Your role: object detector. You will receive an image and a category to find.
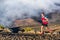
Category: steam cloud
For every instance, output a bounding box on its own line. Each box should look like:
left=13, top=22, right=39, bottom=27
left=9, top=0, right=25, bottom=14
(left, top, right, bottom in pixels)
left=0, top=0, right=60, bottom=27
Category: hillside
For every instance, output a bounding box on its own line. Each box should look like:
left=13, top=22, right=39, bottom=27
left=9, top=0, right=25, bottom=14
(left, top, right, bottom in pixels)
left=11, top=18, right=40, bottom=27
left=47, top=11, right=60, bottom=24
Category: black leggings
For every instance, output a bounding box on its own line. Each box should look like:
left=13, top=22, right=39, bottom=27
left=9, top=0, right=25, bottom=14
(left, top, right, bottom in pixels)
left=42, top=23, right=48, bottom=27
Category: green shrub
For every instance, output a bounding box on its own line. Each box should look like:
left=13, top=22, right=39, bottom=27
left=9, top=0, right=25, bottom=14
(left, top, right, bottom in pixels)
left=0, top=25, right=4, bottom=29
left=23, top=27, right=33, bottom=32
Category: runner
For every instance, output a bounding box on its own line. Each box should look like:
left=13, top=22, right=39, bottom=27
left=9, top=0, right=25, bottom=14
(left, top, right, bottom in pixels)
left=40, top=12, right=52, bottom=34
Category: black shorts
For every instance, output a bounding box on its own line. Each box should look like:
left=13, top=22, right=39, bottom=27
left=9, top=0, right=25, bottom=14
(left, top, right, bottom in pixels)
left=42, top=23, right=48, bottom=27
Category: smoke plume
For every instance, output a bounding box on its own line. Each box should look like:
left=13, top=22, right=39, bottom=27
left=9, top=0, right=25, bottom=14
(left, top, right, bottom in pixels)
left=0, top=0, right=60, bottom=27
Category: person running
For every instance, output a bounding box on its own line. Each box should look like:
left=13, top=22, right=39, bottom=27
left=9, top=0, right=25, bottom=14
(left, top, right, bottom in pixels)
left=40, top=12, right=52, bottom=34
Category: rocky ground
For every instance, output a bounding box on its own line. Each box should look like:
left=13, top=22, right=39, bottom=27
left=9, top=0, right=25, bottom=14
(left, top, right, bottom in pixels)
left=0, top=32, right=60, bottom=40
left=0, top=18, right=60, bottom=40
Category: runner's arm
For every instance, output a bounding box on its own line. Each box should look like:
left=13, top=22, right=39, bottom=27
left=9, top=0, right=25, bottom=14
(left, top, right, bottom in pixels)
left=45, top=17, right=48, bottom=22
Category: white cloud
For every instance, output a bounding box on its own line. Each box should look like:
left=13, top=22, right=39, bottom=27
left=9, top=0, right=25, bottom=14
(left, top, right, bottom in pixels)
left=0, top=0, right=60, bottom=26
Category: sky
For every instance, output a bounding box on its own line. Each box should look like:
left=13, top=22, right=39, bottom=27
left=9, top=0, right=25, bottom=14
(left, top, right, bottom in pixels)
left=0, top=0, right=60, bottom=27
